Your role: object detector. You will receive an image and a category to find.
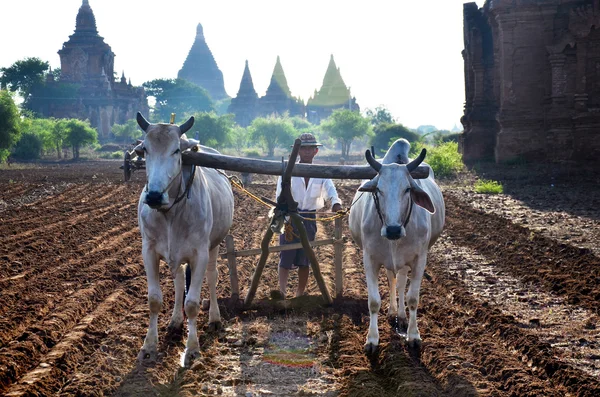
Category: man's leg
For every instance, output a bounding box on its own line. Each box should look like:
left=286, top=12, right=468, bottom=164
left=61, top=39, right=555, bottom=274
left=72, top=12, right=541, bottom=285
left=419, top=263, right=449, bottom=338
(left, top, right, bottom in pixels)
left=279, top=266, right=290, bottom=297
left=296, top=266, right=310, bottom=297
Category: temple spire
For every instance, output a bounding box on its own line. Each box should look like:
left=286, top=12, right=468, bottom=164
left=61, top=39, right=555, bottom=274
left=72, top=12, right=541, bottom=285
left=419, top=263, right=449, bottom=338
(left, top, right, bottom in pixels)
left=74, top=0, right=98, bottom=35
left=265, top=56, right=291, bottom=97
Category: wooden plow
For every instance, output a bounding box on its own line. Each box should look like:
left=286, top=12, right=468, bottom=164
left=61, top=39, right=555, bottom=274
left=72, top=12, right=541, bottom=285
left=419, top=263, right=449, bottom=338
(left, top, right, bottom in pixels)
left=126, top=138, right=429, bottom=307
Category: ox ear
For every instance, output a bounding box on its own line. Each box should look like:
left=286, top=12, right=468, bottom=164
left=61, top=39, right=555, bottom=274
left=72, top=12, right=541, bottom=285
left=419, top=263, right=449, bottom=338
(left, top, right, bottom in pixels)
left=136, top=112, right=150, bottom=132
left=358, top=177, right=378, bottom=192
left=180, top=136, right=199, bottom=151
left=410, top=185, right=435, bottom=213
left=179, top=116, right=195, bottom=136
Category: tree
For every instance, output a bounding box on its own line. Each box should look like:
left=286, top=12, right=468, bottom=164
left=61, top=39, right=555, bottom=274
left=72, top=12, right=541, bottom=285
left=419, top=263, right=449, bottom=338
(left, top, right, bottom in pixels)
left=191, top=112, right=234, bottom=149
left=365, top=106, right=394, bottom=125
left=230, top=126, right=249, bottom=155
left=112, top=119, right=142, bottom=144
left=64, top=119, right=97, bottom=160
left=143, top=78, right=214, bottom=122
left=320, top=109, right=372, bottom=158
left=249, top=115, right=296, bottom=157
left=370, top=123, right=420, bottom=158
left=290, top=116, right=313, bottom=132
left=0, top=57, right=49, bottom=101
left=0, top=90, right=21, bottom=162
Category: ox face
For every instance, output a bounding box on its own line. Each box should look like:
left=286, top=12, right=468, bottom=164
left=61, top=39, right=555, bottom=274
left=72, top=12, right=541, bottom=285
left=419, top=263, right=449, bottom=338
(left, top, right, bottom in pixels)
left=359, top=149, right=435, bottom=240
left=136, top=112, right=194, bottom=209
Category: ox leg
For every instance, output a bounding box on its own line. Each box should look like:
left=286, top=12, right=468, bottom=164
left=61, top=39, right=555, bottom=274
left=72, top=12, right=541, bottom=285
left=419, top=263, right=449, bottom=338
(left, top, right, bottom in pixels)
left=364, top=255, right=381, bottom=355
left=386, top=269, right=398, bottom=319
left=167, top=264, right=185, bottom=332
left=183, top=248, right=209, bottom=367
left=396, top=266, right=409, bottom=335
left=406, top=257, right=426, bottom=348
left=138, top=248, right=162, bottom=362
left=206, top=247, right=222, bottom=330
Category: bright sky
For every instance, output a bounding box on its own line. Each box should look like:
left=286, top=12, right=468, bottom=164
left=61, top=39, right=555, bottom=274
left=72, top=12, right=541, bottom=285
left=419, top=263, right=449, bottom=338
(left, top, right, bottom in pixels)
left=0, top=0, right=485, bottom=131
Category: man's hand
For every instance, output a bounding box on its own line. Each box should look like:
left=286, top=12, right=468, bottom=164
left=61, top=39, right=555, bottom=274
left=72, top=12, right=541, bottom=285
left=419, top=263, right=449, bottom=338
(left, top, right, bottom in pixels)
left=332, top=203, right=342, bottom=213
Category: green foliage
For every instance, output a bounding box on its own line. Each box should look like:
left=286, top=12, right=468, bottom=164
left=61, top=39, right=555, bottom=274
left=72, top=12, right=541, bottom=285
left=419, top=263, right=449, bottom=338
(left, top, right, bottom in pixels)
left=97, top=143, right=123, bottom=152
left=192, top=112, right=235, bottom=149
left=244, top=149, right=261, bottom=158
left=64, top=119, right=98, bottom=160
left=0, top=90, right=21, bottom=156
left=365, top=106, right=394, bottom=125
left=370, top=123, right=420, bottom=157
left=474, top=179, right=504, bottom=194
left=423, top=141, right=464, bottom=178
left=230, top=126, right=249, bottom=155
left=0, top=149, right=9, bottom=163
left=12, top=132, right=43, bottom=160
left=111, top=119, right=141, bottom=144
left=320, top=109, right=372, bottom=158
left=143, top=78, right=214, bottom=122
left=213, top=98, right=232, bottom=115
left=28, top=82, right=80, bottom=114
left=249, top=115, right=296, bottom=157
left=0, top=57, right=49, bottom=99
left=289, top=116, right=313, bottom=132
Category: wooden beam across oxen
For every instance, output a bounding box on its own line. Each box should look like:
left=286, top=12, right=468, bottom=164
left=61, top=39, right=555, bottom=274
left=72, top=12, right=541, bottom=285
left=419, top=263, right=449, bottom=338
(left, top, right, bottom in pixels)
left=181, top=151, right=430, bottom=180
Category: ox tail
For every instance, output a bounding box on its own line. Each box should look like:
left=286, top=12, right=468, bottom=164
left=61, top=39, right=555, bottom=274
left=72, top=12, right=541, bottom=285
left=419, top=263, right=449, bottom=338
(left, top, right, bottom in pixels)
left=184, top=264, right=191, bottom=307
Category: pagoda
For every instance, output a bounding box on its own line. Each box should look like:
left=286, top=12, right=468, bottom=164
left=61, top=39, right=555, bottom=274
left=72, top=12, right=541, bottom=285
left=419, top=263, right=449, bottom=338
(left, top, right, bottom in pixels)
left=178, top=23, right=229, bottom=101
left=227, top=60, right=258, bottom=127
left=306, top=55, right=358, bottom=124
left=258, top=56, right=304, bottom=118
left=34, top=0, right=148, bottom=139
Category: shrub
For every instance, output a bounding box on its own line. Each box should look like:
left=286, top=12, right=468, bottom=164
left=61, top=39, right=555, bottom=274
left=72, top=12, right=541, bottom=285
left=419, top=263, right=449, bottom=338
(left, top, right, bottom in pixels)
left=97, top=143, right=122, bottom=152
left=244, top=149, right=261, bottom=158
left=11, top=132, right=42, bottom=160
left=475, top=179, right=504, bottom=194
left=424, top=141, right=464, bottom=178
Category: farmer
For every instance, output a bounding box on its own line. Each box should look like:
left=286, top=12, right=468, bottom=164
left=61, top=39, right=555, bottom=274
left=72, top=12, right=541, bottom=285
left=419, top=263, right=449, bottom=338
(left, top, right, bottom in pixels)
left=274, top=132, right=342, bottom=299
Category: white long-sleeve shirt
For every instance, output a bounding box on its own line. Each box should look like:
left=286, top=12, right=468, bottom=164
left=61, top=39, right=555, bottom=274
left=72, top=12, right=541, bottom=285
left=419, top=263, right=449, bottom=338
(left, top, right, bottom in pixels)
left=275, top=176, right=341, bottom=211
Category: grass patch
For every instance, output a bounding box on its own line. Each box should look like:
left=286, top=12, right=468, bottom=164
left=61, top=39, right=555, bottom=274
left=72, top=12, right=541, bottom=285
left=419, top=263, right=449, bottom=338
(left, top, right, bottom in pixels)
left=475, top=179, right=504, bottom=194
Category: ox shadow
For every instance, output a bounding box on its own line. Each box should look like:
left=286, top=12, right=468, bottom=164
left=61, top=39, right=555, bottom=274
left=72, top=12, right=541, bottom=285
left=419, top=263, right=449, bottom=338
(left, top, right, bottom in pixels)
left=464, top=161, right=600, bottom=222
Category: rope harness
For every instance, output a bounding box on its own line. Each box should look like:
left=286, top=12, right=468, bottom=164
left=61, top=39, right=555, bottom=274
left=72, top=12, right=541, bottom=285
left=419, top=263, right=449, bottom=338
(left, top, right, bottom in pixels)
left=371, top=189, right=414, bottom=229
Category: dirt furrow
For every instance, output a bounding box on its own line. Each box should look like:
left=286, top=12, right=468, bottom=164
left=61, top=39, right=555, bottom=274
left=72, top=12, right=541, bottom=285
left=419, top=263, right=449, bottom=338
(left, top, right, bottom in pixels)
left=444, top=193, right=600, bottom=315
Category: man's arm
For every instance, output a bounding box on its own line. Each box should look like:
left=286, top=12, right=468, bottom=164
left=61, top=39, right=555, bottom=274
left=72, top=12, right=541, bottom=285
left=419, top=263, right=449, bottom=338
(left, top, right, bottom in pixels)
left=323, top=179, right=342, bottom=212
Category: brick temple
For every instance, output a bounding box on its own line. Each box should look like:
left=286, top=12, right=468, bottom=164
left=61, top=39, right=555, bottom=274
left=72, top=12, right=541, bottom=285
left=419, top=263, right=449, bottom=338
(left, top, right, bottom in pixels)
left=462, top=0, right=600, bottom=163
left=35, top=0, right=148, bottom=140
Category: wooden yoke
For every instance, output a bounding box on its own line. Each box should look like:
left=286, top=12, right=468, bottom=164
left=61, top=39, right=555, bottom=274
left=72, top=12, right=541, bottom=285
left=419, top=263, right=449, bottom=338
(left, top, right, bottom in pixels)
left=243, top=139, right=334, bottom=307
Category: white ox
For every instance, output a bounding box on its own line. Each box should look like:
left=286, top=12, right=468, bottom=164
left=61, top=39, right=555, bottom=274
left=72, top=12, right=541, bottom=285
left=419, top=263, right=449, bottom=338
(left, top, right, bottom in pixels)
left=349, top=139, right=445, bottom=353
left=135, top=112, right=234, bottom=366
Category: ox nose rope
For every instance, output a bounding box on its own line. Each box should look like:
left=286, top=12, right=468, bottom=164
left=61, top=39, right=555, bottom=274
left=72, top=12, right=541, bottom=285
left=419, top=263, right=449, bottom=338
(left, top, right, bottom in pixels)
left=371, top=190, right=414, bottom=228
left=157, top=164, right=196, bottom=214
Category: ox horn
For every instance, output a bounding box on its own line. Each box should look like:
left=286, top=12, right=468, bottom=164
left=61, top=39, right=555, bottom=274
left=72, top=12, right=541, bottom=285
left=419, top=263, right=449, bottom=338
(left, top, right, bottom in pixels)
left=365, top=149, right=382, bottom=172
left=136, top=112, right=150, bottom=132
left=179, top=116, right=195, bottom=136
left=406, top=148, right=426, bottom=172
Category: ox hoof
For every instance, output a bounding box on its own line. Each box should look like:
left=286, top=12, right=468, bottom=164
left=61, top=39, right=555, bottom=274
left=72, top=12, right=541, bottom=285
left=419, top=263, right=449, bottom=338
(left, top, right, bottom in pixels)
left=408, top=338, right=422, bottom=350
left=167, top=321, right=184, bottom=336
left=137, top=348, right=158, bottom=363
left=184, top=348, right=201, bottom=367
left=364, top=343, right=379, bottom=356
left=208, top=321, right=222, bottom=333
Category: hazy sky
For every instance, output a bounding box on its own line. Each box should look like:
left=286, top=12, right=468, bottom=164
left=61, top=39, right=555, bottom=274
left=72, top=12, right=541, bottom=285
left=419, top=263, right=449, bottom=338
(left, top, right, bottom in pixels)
left=1, top=0, right=485, bottom=130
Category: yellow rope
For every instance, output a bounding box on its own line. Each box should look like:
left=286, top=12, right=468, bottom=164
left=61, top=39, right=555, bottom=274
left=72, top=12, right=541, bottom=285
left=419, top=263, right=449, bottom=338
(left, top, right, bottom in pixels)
left=220, top=170, right=349, bottom=223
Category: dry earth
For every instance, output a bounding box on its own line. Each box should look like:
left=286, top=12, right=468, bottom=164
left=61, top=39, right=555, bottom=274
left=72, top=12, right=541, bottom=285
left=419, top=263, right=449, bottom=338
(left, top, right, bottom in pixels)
left=0, top=159, right=599, bottom=396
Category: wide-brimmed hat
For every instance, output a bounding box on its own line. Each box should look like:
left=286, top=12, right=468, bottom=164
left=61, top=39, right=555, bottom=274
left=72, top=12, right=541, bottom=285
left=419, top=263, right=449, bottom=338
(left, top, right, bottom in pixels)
left=292, top=132, right=322, bottom=147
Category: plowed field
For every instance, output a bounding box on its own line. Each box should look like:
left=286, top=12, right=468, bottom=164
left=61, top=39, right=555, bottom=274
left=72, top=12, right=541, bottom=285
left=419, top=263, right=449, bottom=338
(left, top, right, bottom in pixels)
left=1, top=160, right=599, bottom=397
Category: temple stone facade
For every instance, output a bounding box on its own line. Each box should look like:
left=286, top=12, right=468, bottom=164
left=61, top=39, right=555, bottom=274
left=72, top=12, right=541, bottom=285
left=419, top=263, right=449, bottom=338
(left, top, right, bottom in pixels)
left=178, top=23, right=229, bottom=101
left=307, top=55, right=359, bottom=124
left=37, top=0, right=148, bottom=140
left=462, top=0, right=600, bottom=163
left=228, top=55, right=358, bottom=126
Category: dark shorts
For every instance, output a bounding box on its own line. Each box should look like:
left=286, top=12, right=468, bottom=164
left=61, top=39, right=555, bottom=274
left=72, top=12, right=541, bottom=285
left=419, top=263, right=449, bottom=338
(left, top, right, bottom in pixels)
left=279, top=210, right=317, bottom=269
